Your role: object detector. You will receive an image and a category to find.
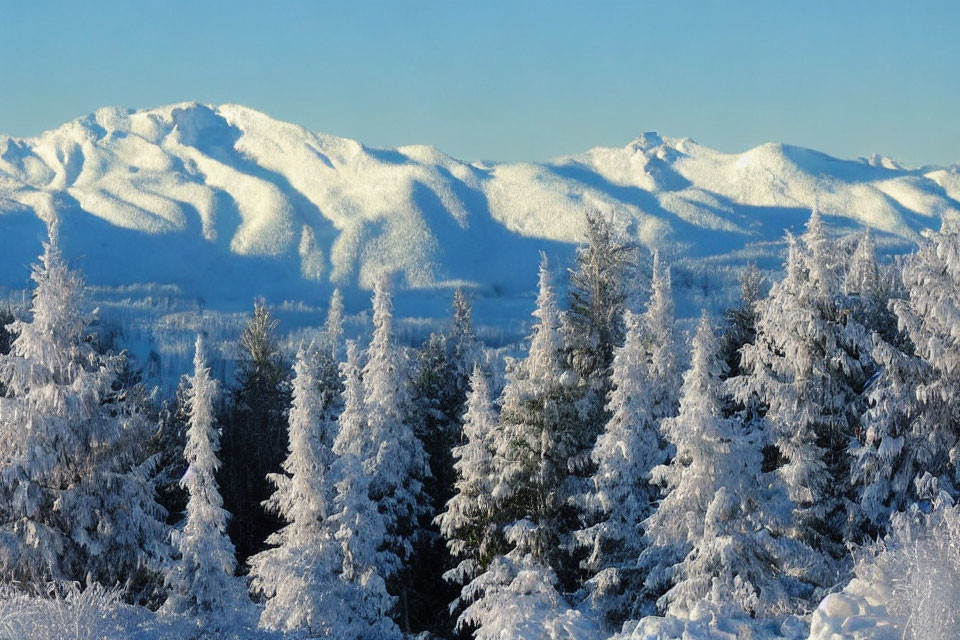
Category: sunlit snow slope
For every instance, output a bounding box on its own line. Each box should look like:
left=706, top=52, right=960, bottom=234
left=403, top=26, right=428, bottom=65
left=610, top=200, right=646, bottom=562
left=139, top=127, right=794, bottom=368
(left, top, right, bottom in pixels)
left=1, top=103, right=958, bottom=309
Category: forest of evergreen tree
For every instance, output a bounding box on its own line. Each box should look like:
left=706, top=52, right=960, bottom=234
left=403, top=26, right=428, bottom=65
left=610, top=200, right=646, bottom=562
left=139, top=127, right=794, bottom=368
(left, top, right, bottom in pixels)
left=2, top=210, right=959, bottom=639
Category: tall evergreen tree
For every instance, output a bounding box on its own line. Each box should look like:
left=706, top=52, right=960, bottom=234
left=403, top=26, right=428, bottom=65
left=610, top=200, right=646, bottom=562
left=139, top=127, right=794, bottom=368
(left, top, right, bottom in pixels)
left=564, top=211, right=637, bottom=455
left=845, top=229, right=880, bottom=298
left=333, top=341, right=368, bottom=460
left=408, top=290, right=485, bottom=634
left=164, top=335, right=240, bottom=616
left=843, top=228, right=901, bottom=345
left=328, top=348, right=402, bottom=639
left=490, top=255, right=580, bottom=581
left=325, top=287, right=345, bottom=359
left=362, top=274, right=431, bottom=630
left=853, top=221, right=960, bottom=532
left=643, top=252, right=680, bottom=426
left=643, top=316, right=818, bottom=620
left=438, top=364, right=501, bottom=588
left=0, top=305, right=14, bottom=356
left=0, top=224, right=167, bottom=587
left=326, top=455, right=402, bottom=640
left=408, top=331, right=462, bottom=633
left=248, top=344, right=341, bottom=634
left=575, top=309, right=664, bottom=625
left=450, top=288, right=482, bottom=395
left=219, top=299, right=291, bottom=562
left=731, top=213, right=872, bottom=559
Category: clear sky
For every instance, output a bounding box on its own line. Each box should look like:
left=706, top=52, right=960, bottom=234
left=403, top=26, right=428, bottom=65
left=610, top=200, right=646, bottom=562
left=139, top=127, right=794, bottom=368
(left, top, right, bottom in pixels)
left=0, top=1, right=957, bottom=166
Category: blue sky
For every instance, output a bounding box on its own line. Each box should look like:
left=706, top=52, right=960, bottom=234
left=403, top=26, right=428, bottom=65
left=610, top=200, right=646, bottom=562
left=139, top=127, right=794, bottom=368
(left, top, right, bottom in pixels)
left=0, top=1, right=956, bottom=166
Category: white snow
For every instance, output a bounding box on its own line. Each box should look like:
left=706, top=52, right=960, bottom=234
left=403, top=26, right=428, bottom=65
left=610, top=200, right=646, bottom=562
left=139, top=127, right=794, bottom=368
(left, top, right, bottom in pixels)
left=1, top=103, right=957, bottom=311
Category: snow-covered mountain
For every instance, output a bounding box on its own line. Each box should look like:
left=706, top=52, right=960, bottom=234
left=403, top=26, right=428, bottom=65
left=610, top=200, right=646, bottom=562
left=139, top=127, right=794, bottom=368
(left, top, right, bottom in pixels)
left=1, top=102, right=958, bottom=310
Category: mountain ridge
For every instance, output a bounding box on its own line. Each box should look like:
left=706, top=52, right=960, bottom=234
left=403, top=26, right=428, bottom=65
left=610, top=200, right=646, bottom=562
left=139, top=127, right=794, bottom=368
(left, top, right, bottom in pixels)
left=1, top=102, right=958, bottom=308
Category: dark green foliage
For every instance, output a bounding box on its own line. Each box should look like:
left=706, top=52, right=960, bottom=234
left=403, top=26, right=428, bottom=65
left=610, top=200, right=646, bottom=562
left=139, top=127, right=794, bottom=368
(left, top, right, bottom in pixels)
left=564, top=211, right=638, bottom=454
left=561, top=213, right=638, bottom=590
left=151, top=375, right=192, bottom=527
left=218, top=300, right=292, bottom=565
left=0, top=305, right=15, bottom=396
left=404, top=292, right=482, bottom=637
left=0, top=305, right=14, bottom=357
left=719, top=264, right=765, bottom=380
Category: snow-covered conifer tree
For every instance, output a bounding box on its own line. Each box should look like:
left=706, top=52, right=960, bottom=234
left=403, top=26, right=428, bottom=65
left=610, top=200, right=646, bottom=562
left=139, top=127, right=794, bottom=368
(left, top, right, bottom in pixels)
left=362, top=275, right=430, bottom=572
left=456, top=257, right=579, bottom=633
left=437, top=364, right=500, bottom=586
left=730, top=214, right=871, bottom=558
left=450, top=288, right=482, bottom=394
left=333, top=341, right=367, bottom=460
left=164, top=335, right=240, bottom=616
left=492, top=255, right=579, bottom=567
left=846, top=229, right=880, bottom=298
left=0, top=223, right=166, bottom=586
left=576, top=309, right=664, bottom=623
left=644, top=252, right=679, bottom=425
left=803, top=208, right=842, bottom=296
left=719, top=264, right=765, bottom=378
left=853, top=222, right=960, bottom=531
left=248, top=344, right=341, bottom=634
left=457, top=519, right=595, bottom=640
left=843, top=227, right=900, bottom=345
left=325, top=287, right=345, bottom=359
left=644, top=315, right=817, bottom=620
left=325, top=454, right=401, bottom=640
left=564, top=211, right=637, bottom=443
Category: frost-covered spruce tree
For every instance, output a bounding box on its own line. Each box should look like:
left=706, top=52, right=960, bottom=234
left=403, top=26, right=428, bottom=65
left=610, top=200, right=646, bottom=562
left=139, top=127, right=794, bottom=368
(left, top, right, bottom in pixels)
left=853, top=222, right=960, bottom=531
left=164, top=335, right=240, bottom=616
left=458, top=257, right=581, bottom=631
left=333, top=341, right=367, bottom=460
left=850, top=337, right=933, bottom=534
left=248, top=344, right=341, bottom=634
left=730, top=212, right=871, bottom=558
left=645, top=315, right=818, bottom=620
left=845, top=229, right=880, bottom=299
left=315, top=292, right=347, bottom=449
left=564, top=211, right=637, bottom=445
left=417, top=291, right=483, bottom=508
left=644, top=252, right=679, bottom=425
left=437, top=364, right=501, bottom=587
left=360, top=275, right=430, bottom=631
left=844, top=228, right=900, bottom=343
left=0, top=304, right=14, bottom=357
left=414, top=305, right=486, bottom=633
left=457, top=519, right=595, bottom=640
left=575, top=309, right=664, bottom=624
left=325, top=454, right=401, bottom=640
left=325, top=287, right=345, bottom=359
left=362, top=275, right=430, bottom=565
left=492, top=254, right=580, bottom=572
left=0, top=223, right=166, bottom=587
left=450, top=288, right=482, bottom=396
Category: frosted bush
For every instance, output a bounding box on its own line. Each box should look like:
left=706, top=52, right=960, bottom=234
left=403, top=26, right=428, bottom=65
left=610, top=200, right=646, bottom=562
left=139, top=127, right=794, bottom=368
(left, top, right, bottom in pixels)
left=852, top=502, right=960, bottom=640
left=0, top=582, right=142, bottom=640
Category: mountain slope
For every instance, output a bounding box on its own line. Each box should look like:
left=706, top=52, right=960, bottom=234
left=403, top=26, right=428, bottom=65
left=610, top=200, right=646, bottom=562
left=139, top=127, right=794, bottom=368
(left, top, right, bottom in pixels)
left=1, top=103, right=958, bottom=308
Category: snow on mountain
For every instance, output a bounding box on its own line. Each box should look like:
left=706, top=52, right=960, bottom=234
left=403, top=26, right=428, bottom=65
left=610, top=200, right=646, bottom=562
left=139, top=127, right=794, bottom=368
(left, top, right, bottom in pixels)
left=1, top=102, right=958, bottom=311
